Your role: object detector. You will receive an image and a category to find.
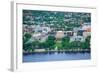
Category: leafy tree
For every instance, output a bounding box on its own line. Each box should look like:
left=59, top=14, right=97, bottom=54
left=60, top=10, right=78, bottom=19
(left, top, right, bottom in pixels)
left=61, top=36, right=70, bottom=50
left=23, top=42, right=33, bottom=52
left=23, top=33, right=32, bottom=52
left=45, top=36, right=56, bottom=50
left=81, top=36, right=91, bottom=49
left=23, top=33, right=32, bottom=43
left=24, top=33, right=32, bottom=39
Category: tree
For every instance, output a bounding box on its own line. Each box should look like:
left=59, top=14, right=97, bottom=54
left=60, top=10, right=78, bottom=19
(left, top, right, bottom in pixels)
left=81, top=36, right=91, bottom=49
left=62, top=36, right=70, bottom=42
left=23, top=33, right=32, bottom=43
left=61, top=36, right=70, bottom=50
left=24, top=33, right=31, bottom=38
left=45, top=36, right=56, bottom=50
left=23, top=33, right=32, bottom=52
left=23, top=42, right=33, bottom=52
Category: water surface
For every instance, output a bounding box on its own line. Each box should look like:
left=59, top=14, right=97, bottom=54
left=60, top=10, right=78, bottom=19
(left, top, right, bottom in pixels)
left=23, top=52, right=91, bottom=62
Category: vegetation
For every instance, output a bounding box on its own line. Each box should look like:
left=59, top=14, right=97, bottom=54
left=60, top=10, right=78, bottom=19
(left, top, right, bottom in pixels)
left=23, top=10, right=91, bottom=31
left=23, top=35, right=91, bottom=53
left=23, top=10, right=91, bottom=53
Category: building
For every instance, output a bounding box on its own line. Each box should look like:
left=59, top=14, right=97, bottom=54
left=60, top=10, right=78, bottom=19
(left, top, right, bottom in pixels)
left=34, top=25, right=51, bottom=34
left=42, top=26, right=51, bottom=34
left=34, top=49, right=45, bottom=52
left=65, top=31, right=73, bottom=37
left=34, top=25, right=42, bottom=33
left=31, top=32, right=48, bottom=42
left=55, top=31, right=65, bottom=39
left=69, top=23, right=91, bottom=42
left=23, top=25, right=35, bottom=33
left=82, top=24, right=91, bottom=37
left=49, top=31, right=56, bottom=36
left=77, top=30, right=85, bottom=36
left=70, top=36, right=85, bottom=42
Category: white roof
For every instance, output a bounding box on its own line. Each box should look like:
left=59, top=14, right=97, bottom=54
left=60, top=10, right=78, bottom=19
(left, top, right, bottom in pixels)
left=32, top=33, right=41, bottom=37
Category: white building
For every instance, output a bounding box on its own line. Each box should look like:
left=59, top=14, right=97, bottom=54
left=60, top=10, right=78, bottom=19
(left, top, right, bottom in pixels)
left=31, top=32, right=48, bottom=42
left=42, top=26, right=51, bottom=34
left=70, top=36, right=85, bottom=42
left=34, top=25, right=42, bottom=33
left=34, top=25, right=51, bottom=34
left=55, top=31, right=65, bottom=39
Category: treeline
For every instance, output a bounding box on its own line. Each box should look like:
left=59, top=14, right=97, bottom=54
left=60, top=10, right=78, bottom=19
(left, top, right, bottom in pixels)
left=23, top=10, right=91, bottom=29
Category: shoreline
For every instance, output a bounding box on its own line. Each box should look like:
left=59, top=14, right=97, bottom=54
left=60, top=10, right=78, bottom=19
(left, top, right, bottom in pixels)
left=23, top=49, right=90, bottom=55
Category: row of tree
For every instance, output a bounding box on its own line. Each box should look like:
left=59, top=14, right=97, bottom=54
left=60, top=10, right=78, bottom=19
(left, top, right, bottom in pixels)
left=23, top=33, right=91, bottom=52
left=23, top=10, right=91, bottom=28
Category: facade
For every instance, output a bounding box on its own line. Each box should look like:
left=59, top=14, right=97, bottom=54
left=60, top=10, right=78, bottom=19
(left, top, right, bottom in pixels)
left=34, top=25, right=51, bottom=34
left=70, top=36, right=85, bottom=42
left=82, top=23, right=91, bottom=38
left=55, top=31, right=65, bottom=39
left=23, top=22, right=91, bottom=43
left=69, top=23, right=91, bottom=42
left=34, top=49, right=45, bottom=52
left=31, top=33, right=48, bottom=42
left=65, top=31, right=73, bottom=37
left=23, top=25, right=35, bottom=33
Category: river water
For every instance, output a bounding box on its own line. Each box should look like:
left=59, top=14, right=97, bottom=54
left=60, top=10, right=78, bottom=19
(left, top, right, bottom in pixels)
left=23, top=52, right=90, bottom=62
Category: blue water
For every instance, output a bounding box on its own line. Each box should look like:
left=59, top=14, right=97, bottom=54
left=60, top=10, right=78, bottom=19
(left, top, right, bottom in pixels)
left=23, top=52, right=91, bottom=62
